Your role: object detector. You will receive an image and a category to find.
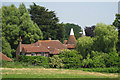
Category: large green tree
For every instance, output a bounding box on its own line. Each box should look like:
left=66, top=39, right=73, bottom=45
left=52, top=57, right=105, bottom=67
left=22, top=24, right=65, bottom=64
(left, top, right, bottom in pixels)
left=113, top=14, right=120, bottom=51
left=76, top=36, right=93, bottom=59
left=2, top=3, right=43, bottom=57
left=76, top=23, right=118, bottom=59
left=64, top=23, right=82, bottom=40
left=2, top=4, right=21, bottom=56
left=93, top=23, right=118, bottom=53
left=18, top=3, right=43, bottom=43
left=29, top=3, right=65, bottom=42
left=2, top=37, right=12, bottom=58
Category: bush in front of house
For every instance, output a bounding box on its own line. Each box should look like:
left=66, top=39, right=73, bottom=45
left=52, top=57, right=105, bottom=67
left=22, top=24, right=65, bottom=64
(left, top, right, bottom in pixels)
left=59, top=49, right=83, bottom=69
left=49, top=55, right=64, bottom=68
left=18, top=55, right=49, bottom=68
left=81, top=51, right=119, bottom=68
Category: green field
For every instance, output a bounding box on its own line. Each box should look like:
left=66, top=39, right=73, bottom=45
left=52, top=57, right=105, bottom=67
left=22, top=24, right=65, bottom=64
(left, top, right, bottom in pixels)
left=1, top=68, right=118, bottom=78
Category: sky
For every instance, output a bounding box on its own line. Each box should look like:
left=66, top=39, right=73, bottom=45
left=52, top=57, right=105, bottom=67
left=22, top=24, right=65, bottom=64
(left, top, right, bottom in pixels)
left=2, top=2, right=118, bottom=28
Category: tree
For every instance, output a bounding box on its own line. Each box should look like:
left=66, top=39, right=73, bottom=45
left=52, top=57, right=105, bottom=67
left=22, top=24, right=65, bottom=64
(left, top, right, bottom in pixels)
left=18, top=3, right=28, bottom=16
left=19, top=12, right=43, bottom=44
left=76, top=36, right=93, bottom=59
left=93, top=23, right=118, bottom=53
left=64, top=23, right=82, bottom=39
left=85, top=25, right=95, bottom=37
left=2, top=37, right=12, bottom=58
left=2, top=4, right=43, bottom=57
left=29, top=3, right=65, bottom=42
left=2, top=4, right=21, bottom=56
left=113, top=14, right=120, bottom=51
left=59, top=49, right=82, bottom=68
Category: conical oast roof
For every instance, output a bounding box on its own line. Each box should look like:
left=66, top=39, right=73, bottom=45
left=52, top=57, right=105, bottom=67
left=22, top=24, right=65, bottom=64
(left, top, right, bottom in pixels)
left=67, top=28, right=77, bottom=44
left=67, top=35, right=77, bottom=44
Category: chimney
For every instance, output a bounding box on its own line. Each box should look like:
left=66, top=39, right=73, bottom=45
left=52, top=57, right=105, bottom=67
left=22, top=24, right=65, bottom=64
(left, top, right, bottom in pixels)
left=16, top=36, right=22, bottom=61
left=19, top=36, right=22, bottom=53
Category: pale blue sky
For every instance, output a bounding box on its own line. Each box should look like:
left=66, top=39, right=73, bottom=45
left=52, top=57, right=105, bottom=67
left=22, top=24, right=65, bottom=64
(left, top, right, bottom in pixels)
left=2, top=2, right=118, bottom=28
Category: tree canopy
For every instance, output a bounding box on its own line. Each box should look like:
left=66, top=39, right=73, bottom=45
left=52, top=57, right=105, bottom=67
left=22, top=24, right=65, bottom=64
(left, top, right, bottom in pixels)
left=85, top=26, right=95, bottom=37
left=29, top=3, right=65, bottom=42
left=2, top=3, right=43, bottom=57
left=93, top=23, right=118, bottom=53
left=113, top=14, right=120, bottom=51
left=76, top=23, right=118, bottom=58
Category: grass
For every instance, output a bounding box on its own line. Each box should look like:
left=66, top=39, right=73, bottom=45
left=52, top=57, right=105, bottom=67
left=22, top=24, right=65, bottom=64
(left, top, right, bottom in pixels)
left=2, top=68, right=119, bottom=78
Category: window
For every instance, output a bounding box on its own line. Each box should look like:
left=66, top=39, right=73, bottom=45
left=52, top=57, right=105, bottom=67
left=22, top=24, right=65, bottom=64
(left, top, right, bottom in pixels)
left=46, top=54, right=48, bottom=57
left=41, top=52, right=45, bottom=56
left=31, top=53, right=36, bottom=56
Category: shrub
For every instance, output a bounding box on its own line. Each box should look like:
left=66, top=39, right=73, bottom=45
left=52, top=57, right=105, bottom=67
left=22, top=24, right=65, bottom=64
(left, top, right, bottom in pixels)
left=49, top=55, right=64, bottom=68
left=91, top=51, right=106, bottom=68
left=59, top=49, right=82, bottom=68
left=76, top=36, right=93, bottom=59
left=80, top=67, right=119, bottom=73
left=18, top=55, right=49, bottom=68
left=82, top=54, right=93, bottom=68
left=2, top=60, right=23, bottom=68
left=105, top=52, right=119, bottom=67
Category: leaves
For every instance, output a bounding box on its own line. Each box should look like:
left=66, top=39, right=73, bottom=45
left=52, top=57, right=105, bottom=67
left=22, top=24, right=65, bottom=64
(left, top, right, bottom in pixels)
left=29, top=3, right=65, bottom=41
left=76, top=36, right=93, bottom=58
left=93, top=23, right=118, bottom=53
left=2, top=3, right=43, bottom=57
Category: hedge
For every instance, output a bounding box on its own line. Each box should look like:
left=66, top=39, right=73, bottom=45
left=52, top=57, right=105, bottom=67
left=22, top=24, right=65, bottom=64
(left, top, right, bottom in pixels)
left=18, top=55, right=49, bottom=68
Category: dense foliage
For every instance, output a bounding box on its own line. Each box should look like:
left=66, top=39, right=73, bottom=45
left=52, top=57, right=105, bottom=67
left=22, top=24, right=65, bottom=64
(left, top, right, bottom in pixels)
left=59, top=49, right=82, bottom=68
left=18, top=55, right=49, bottom=68
left=113, top=14, right=120, bottom=51
left=76, top=23, right=119, bottom=68
left=85, top=26, right=95, bottom=37
left=76, top=36, right=93, bottom=58
left=2, top=3, right=43, bottom=57
left=29, top=3, right=65, bottom=42
left=93, top=23, right=118, bottom=53
left=64, top=23, right=82, bottom=39
left=2, top=37, right=12, bottom=58
left=49, top=55, right=64, bottom=68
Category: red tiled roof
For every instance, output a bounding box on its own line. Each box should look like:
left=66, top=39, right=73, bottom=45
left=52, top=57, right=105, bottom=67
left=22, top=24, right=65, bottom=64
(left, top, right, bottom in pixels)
left=0, top=52, right=12, bottom=61
left=36, top=40, right=67, bottom=54
left=16, top=40, right=67, bottom=55
left=49, top=48, right=60, bottom=54
left=64, top=44, right=76, bottom=49
left=67, top=35, right=77, bottom=44
left=22, top=45, right=49, bottom=53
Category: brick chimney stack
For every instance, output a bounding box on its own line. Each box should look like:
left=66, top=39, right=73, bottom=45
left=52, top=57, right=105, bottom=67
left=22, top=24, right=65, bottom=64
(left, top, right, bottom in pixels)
left=19, top=36, right=22, bottom=53
left=16, top=36, right=22, bottom=61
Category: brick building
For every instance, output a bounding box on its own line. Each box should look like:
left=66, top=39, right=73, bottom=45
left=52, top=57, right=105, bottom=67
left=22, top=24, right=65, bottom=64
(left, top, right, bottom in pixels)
left=16, top=28, right=77, bottom=59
